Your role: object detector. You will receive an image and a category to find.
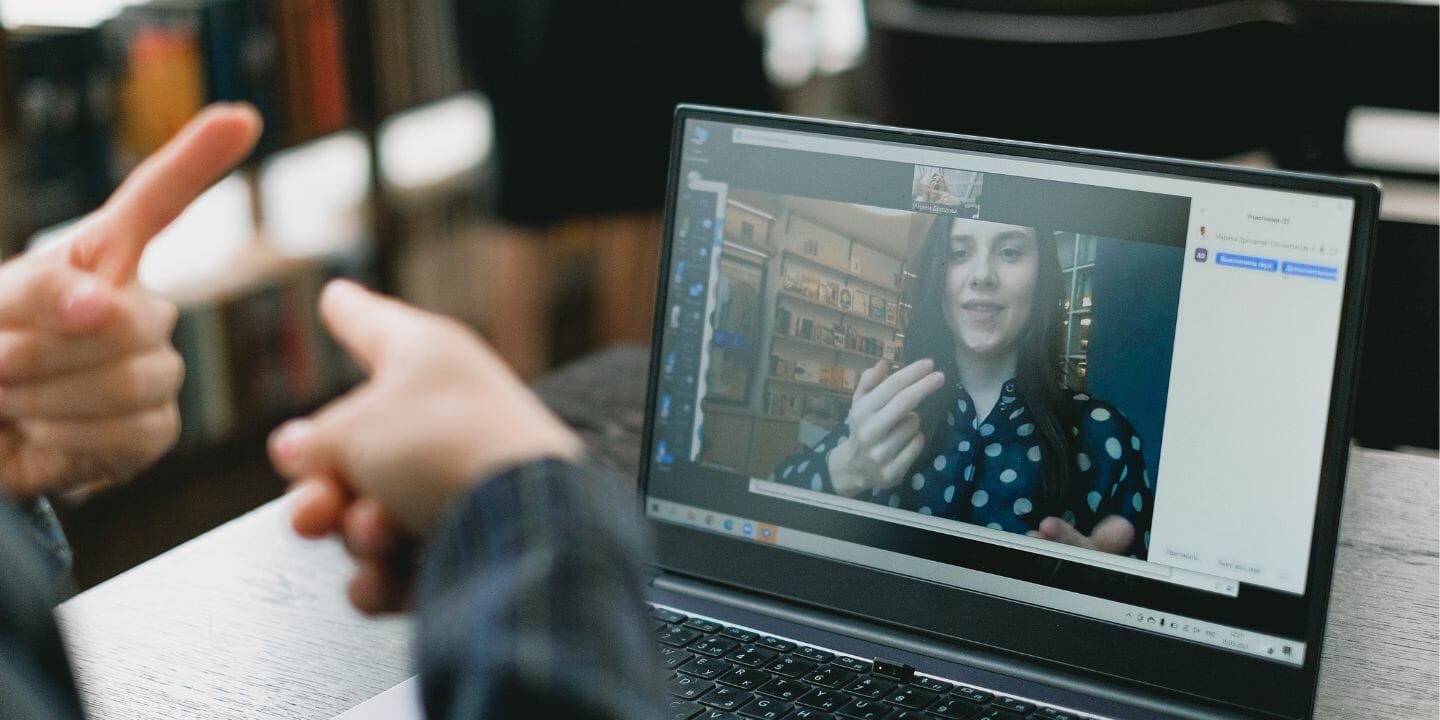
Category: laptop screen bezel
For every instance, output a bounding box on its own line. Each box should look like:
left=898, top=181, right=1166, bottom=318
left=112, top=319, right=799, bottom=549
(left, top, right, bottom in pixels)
left=639, top=105, right=1378, bottom=720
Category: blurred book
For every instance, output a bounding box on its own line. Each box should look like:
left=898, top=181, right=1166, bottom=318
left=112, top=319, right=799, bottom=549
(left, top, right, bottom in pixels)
left=107, top=4, right=206, bottom=170
left=363, top=0, right=462, bottom=118
left=272, top=0, right=350, bottom=143
left=0, top=24, right=116, bottom=254
left=172, top=298, right=235, bottom=447
left=196, top=0, right=284, bottom=154
left=108, top=0, right=290, bottom=166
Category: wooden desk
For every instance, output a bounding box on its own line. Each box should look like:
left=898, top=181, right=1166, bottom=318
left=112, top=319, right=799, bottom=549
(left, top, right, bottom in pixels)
left=56, top=346, right=1438, bottom=719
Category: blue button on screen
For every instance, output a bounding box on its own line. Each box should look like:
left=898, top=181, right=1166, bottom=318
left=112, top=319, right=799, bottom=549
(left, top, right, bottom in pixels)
left=1281, top=261, right=1338, bottom=281
left=1215, top=253, right=1278, bottom=272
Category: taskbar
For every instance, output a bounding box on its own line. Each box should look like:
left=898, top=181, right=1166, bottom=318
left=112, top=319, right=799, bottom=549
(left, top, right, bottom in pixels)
left=646, top=498, right=1306, bottom=668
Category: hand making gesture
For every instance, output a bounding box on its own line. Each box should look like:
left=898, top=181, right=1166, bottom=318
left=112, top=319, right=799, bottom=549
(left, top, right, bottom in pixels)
left=0, top=104, right=261, bottom=498
left=826, top=358, right=945, bottom=497
left=270, top=281, right=583, bottom=613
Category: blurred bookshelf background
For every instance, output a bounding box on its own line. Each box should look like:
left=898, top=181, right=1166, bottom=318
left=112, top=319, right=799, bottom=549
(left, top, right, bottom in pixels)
left=0, top=0, right=869, bottom=588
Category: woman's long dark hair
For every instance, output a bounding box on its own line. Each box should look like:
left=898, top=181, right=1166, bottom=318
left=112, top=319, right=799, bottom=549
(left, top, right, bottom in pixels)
left=901, top=215, right=1078, bottom=517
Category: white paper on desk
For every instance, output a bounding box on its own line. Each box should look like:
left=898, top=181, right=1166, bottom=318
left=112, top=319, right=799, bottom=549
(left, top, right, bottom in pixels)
left=333, top=675, right=423, bottom=720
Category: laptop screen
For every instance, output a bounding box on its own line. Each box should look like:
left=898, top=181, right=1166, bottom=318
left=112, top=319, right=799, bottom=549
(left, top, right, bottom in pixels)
left=644, top=111, right=1363, bottom=673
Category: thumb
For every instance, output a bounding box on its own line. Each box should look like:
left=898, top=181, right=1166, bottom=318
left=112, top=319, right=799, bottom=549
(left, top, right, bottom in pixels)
left=0, top=257, right=116, bottom=332
left=1085, top=516, right=1136, bottom=555
left=1035, top=516, right=1093, bottom=550
left=268, top=393, right=368, bottom=484
left=318, top=279, right=433, bottom=373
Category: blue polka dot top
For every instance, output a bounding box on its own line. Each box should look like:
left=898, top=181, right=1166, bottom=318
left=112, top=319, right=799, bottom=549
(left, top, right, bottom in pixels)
left=772, top=379, right=1154, bottom=559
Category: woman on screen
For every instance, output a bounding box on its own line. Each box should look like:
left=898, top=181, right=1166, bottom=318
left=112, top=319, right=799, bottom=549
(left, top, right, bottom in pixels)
left=772, top=216, right=1154, bottom=558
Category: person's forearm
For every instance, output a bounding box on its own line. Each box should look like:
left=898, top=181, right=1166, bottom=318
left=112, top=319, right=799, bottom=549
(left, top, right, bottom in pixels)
left=415, top=459, right=662, bottom=720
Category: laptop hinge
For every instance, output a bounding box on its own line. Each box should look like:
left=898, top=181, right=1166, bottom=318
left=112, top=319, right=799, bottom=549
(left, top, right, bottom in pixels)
left=651, top=572, right=1247, bottom=720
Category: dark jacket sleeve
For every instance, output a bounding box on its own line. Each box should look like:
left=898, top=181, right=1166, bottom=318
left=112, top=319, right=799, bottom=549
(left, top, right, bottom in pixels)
left=415, top=459, right=662, bottom=720
left=0, top=498, right=86, bottom=720
left=19, top=497, right=74, bottom=582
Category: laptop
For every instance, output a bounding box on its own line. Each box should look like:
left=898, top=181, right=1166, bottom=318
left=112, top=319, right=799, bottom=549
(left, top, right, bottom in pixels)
left=636, top=105, right=1378, bottom=720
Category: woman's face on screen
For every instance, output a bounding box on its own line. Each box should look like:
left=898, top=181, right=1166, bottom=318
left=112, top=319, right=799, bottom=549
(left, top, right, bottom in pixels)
left=940, top=217, right=1041, bottom=359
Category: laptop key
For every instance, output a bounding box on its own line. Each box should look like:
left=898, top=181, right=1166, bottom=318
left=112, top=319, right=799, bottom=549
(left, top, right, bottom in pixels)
left=796, top=687, right=850, bottom=711
left=987, top=710, right=1029, bottom=719
left=882, top=687, right=936, bottom=709
left=653, top=608, right=689, bottom=624
left=835, top=697, right=894, bottom=720
left=926, top=698, right=978, bottom=720
left=695, top=711, right=740, bottom=720
left=722, top=626, right=761, bottom=643
left=691, top=637, right=741, bottom=658
left=758, top=636, right=798, bottom=653
left=832, top=656, right=872, bottom=673
left=791, top=709, right=837, bottom=720
left=970, top=710, right=1025, bottom=720
left=1028, top=709, right=1080, bottom=720
left=718, top=666, right=774, bottom=691
left=660, top=645, right=695, bottom=670
left=667, top=698, right=706, bottom=720
left=843, top=677, right=896, bottom=699
left=991, top=698, right=1035, bottom=714
left=755, top=676, right=808, bottom=701
left=795, top=646, right=836, bottom=663
left=661, top=626, right=704, bottom=647
left=763, top=655, right=818, bottom=678
left=728, top=645, right=780, bottom=667
left=951, top=686, right=994, bottom=704
left=911, top=676, right=952, bottom=693
left=686, top=618, right=725, bottom=633
left=802, top=665, right=856, bottom=688
left=700, top=686, right=755, bottom=711
left=739, top=697, right=795, bottom=720
left=680, top=656, right=733, bottom=680
left=668, top=675, right=715, bottom=700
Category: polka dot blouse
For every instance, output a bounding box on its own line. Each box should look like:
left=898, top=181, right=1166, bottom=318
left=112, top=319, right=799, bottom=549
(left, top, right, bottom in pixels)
left=772, top=379, right=1154, bottom=559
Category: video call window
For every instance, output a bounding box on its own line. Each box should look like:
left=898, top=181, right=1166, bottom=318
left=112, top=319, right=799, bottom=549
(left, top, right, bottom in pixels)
left=695, top=171, right=1183, bottom=563
left=910, top=165, right=980, bottom=214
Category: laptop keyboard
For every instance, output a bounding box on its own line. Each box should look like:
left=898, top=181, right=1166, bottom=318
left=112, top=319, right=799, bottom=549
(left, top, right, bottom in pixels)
left=650, top=604, right=1107, bottom=720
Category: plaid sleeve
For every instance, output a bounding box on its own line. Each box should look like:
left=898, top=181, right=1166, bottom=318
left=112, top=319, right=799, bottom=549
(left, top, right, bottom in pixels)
left=415, top=459, right=663, bottom=720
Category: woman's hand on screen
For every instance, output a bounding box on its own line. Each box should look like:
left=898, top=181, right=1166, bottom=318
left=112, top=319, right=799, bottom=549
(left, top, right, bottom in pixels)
left=826, top=359, right=943, bottom=497
left=1029, top=515, right=1135, bottom=555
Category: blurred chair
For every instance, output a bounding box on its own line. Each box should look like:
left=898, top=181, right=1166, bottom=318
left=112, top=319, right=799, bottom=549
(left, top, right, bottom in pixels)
left=861, top=0, right=1331, bottom=166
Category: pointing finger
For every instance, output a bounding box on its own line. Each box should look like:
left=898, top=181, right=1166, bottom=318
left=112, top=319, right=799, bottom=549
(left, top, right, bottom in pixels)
left=71, top=103, right=262, bottom=285
left=318, top=279, right=438, bottom=374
